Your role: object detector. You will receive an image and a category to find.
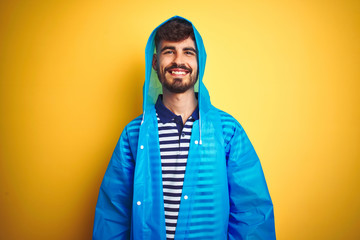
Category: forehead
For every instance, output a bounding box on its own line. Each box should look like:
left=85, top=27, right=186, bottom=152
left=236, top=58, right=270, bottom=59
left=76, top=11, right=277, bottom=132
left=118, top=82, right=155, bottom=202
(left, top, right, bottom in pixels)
left=159, top=37, right=196, bottom=50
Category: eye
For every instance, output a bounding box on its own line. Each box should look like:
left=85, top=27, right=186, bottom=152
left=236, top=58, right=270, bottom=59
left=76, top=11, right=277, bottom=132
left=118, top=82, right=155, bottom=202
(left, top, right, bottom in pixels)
left=185, top=51, right=196, bottom=56
left=163, top=50, right=174, bottom=55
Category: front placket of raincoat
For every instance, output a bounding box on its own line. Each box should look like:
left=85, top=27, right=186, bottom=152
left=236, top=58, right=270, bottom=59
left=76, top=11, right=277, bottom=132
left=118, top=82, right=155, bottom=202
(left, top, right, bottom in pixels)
left=132, top=106, right=166, bottom=240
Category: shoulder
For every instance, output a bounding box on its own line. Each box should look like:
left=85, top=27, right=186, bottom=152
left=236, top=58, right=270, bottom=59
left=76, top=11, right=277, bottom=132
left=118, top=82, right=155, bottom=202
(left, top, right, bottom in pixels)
left=213, top=107, right=243, bottom=132
left=119, top=114, right=142, bottom=146
left=116, top=115, right=143, bottom=159
left=210, top=107, right=245, bottom=149
left=123, top=114, right=143, bottom=137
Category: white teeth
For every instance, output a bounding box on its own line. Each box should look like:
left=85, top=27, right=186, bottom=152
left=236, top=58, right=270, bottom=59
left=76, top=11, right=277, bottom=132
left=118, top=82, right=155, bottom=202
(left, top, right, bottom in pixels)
left=171, top=71, right=186, bottom=75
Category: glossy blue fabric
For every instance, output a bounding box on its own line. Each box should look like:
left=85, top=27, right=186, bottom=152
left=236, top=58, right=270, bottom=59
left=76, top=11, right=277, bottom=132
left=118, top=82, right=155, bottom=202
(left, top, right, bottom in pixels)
left=93, top=16, right=276, bottom=240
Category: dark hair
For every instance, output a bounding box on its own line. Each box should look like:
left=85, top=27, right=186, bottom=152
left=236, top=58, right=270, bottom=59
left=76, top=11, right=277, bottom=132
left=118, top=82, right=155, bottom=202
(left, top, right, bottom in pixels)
left=155, top=18, right=195, bottom=51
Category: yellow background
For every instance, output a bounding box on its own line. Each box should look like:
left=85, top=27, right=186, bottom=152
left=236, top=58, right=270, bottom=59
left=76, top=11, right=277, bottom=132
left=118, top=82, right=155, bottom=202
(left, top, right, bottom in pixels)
left=1, top=0, right=359, bottom=239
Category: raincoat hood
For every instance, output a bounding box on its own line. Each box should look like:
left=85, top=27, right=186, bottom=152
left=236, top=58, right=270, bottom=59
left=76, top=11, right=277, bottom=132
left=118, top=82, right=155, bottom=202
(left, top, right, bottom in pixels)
left=142, top=16, right=211, bottom=141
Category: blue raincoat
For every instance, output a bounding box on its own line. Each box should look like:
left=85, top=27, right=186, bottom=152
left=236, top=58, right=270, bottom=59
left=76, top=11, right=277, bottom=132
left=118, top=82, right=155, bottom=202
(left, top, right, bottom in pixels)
left=93, top=16, right=276, bottom=239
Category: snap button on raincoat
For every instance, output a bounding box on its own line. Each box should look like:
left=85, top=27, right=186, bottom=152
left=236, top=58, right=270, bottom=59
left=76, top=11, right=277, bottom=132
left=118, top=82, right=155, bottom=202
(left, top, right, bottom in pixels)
left=93, top=16, right=276, bottom=240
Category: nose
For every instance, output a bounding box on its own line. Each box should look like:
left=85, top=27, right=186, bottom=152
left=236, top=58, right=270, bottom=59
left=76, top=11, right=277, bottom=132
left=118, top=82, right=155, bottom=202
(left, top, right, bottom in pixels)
left=173, top=52, right=185, bottom=65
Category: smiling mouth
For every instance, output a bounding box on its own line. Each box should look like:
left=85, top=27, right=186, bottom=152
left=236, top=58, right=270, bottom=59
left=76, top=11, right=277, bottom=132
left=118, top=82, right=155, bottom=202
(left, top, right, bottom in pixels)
left=170, top=70, right=187, bottom=75
left=167, top=68, right=190, bottom=76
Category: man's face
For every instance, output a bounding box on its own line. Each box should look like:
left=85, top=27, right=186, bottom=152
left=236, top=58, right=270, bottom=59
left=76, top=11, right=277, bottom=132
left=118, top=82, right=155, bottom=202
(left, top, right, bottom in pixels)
left=153, top=37, right=198, bottom=94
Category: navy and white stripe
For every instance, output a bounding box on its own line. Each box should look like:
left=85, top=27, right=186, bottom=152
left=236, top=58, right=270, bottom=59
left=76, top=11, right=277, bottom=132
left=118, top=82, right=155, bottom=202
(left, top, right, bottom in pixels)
left=157, top=113, right=195, bottom=240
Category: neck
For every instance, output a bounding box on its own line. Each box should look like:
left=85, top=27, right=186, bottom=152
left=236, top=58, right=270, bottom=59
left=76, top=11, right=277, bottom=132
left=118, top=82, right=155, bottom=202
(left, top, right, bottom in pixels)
left=162, top=88, right=198, bottom=124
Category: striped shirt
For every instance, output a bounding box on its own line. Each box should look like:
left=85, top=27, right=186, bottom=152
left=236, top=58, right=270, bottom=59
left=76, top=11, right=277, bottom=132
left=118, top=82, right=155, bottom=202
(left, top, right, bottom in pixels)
left=155, top=96, right=198, bottom=240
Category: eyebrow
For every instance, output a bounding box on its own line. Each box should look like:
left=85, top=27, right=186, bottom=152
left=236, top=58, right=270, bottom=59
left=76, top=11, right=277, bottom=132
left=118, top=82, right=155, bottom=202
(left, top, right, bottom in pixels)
left=160, top=46, right=176, bottom=53
left=183, top=47, right=197, bottom=53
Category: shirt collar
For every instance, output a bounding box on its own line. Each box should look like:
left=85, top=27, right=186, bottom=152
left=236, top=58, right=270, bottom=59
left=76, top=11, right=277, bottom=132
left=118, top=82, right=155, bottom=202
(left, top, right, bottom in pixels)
left=155, top=94, right=199, bottom=124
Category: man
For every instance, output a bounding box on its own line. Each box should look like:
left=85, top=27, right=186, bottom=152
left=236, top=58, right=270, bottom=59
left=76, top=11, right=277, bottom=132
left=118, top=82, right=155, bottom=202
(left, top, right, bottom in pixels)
left=93, top=16, right=276, bottom=240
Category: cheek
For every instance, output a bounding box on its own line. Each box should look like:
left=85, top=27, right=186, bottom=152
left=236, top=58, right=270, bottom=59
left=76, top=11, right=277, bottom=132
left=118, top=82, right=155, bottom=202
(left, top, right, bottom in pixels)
left=192, top=63, right=198, bottom=72
left=189, top=59, right=198, bottom=71
left=159, top=60, right=170, bottom=71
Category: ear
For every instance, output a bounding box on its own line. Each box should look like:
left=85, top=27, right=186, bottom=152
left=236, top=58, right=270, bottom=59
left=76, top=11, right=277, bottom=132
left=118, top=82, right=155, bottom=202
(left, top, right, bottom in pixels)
left=152, top=54, right=158, bottom=71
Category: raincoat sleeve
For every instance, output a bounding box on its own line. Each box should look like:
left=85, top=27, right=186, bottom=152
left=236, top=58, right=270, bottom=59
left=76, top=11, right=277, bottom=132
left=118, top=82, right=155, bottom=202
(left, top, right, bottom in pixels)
left=93, top=126, right=135, bottom=240
left=227, top=122, right=276, bottom=239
